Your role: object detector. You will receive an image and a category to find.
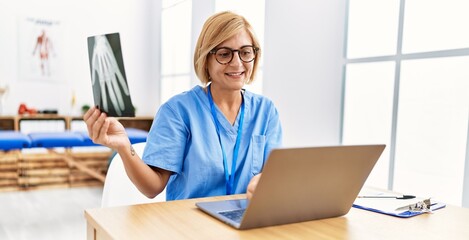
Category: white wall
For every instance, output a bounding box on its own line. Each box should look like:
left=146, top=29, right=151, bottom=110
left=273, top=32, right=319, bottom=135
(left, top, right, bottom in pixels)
left=263, top=0, right=346, bottom=147
left=0, top=0, right=161, bottom=116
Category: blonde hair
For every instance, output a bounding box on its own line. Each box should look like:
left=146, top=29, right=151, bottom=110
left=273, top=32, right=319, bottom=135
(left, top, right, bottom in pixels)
left=194, top=11, right=261, bottom=86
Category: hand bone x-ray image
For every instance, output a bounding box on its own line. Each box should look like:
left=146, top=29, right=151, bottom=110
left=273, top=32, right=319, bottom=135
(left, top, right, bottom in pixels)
left=87, top=32, right=135, bottom=117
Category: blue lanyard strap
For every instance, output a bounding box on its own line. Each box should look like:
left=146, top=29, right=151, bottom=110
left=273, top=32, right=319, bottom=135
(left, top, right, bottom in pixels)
left=207, top=84, right=245, bottom=195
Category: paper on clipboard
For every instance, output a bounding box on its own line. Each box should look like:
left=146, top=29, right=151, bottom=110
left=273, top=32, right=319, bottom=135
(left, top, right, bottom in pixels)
left=352, top=189, right=446, bottom=218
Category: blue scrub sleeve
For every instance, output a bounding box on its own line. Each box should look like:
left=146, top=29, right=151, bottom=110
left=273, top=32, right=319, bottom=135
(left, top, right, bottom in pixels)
left=142, top=103, right=188, bottom=175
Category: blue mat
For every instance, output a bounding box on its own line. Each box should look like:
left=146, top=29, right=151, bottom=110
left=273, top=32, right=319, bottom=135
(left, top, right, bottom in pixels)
left=0, top=131, right=32, bottom=150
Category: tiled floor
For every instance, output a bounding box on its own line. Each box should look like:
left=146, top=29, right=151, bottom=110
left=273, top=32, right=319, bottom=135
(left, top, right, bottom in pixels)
left=0, top=187, right=102, bottom=240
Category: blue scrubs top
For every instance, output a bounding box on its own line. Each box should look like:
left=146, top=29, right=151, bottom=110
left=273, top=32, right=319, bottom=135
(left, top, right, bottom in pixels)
left=142, top=85, right=282, bottom=200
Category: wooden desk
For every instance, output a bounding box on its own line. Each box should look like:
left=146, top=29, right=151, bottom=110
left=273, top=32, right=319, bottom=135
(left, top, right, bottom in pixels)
left=85, top=194, right=469, bottom=240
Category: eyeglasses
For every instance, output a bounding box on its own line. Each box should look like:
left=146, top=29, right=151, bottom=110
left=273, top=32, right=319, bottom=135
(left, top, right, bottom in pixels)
left=209, top=46, right=259, bottom=65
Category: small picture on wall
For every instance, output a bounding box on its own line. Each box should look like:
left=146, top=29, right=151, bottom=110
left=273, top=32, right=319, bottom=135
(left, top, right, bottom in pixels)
left=18, top=17, right=62, bottom=82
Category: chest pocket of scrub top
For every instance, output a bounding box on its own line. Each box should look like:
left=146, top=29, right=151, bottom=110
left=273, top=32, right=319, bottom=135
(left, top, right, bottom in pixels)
left=250, top=135, right=266, bottom=176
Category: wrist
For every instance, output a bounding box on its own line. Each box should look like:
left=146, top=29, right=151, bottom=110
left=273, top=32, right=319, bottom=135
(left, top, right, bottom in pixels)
left=116, top=139, right=132, bottom=155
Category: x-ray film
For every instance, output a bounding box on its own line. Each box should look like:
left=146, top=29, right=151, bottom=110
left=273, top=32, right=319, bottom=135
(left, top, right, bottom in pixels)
left=87, top=32, right=135, bottom=117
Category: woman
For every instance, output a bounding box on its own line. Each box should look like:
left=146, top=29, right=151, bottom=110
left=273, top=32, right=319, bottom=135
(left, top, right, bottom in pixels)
left=84, top=11, right=282, bottom=201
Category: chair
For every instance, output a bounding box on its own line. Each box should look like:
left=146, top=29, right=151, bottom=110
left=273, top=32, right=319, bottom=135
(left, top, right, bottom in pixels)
left=101, top=142, right=166, bottom=207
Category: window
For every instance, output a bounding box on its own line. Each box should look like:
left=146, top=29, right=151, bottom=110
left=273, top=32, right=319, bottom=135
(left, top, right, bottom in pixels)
left=402, top=0, right=469, bottom=53
left=161, top=0, right=192, bottom=103
left=342, top=61, right=395, bottom=187
left=346, top=0, right=399, bottom=58
left=394, top=57, right=469, bottom=204
left=343, top=0, right=469, bottom=206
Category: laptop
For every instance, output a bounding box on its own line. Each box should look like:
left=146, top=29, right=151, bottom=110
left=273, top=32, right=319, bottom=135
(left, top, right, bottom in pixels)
left=87, top=32, right=135, bottom=117
left=196, top=144, right=385, bottom=230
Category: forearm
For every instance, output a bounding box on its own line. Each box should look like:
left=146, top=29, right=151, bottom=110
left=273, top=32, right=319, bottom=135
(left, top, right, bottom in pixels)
left=117, top=142, right=169, bottom=199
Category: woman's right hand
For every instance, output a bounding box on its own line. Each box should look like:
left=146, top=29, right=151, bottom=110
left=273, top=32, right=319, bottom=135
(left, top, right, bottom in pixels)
left=247, top=174, right=261, bottom=200
left=83, top=106, right=130, bottom=150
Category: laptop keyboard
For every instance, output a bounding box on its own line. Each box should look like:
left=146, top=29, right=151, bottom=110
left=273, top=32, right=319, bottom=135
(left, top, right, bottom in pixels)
left=218, top=209, right=246, bottom=223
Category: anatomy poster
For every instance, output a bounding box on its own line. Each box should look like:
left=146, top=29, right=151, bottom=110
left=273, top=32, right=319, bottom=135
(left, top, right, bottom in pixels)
left=18, top=17, right=62, bottom=82
left=87, top=32, right=134, bottom=117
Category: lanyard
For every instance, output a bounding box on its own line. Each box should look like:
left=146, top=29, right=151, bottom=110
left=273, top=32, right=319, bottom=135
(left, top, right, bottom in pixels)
left=207, top=84, right=245, bottom=195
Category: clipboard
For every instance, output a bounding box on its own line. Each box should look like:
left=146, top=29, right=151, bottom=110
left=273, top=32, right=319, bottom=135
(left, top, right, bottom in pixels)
left=352, top=190, right=446, bottom=218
